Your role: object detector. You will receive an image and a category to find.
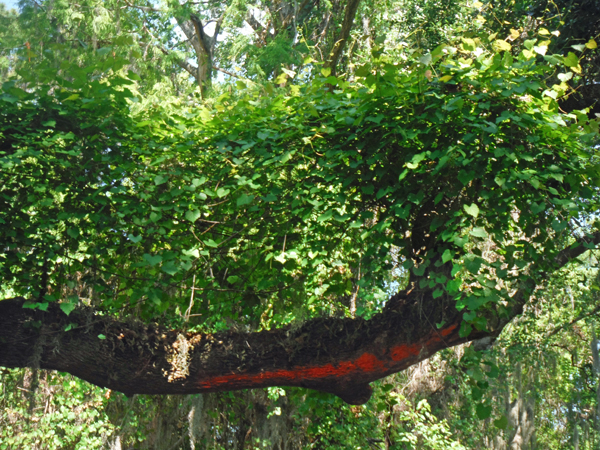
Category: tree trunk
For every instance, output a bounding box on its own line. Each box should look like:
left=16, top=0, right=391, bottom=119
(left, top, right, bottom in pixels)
left=591, top=326, right=600, bottom=445
left=323, top=0, right=362, bottom=76
left=174, top=13, right=224, bottom=98
left=507, top=364, right=536, bottom=450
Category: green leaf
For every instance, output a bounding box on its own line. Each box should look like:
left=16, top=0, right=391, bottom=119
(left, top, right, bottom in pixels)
left=494, top=414, right=508, bottom=429
left=143, top=254, right=163, bottom=266
left=530, top=202, right=545, bottom=214
left=98, top=334, right=106, bottom=340
left=23, top=301, right=49, bottom=311
left=461, top=39, right=476, bottom=51
left=154, top=175, right=168, bottom=185
left=412, top=265, right=426, bottom=276
left=186, top=209, right=201, bottom=223
left=407, top=152, right=426, bottom=169
left=465, top=257, right=482, bottom=273
left=446, top=279, right=461, bottom=294
left=476, top=403, right=492, bottom=420
left=464, top=203, right=480, bottom=218
left=459, top=321, right=472, bottom=337
left=59, top=302, right=77, bottom=316
left=317, top=210, right=333, bottom=222
left=237, top=194, right=254, bottom=206
left=204, top=239, right=219, bottom=248
left=551, top=219, right=567, bottom=232
left=1, top=94, right=18, bottom=103
left=557, top=72, right=573, bottom=82
left=470, top=227, right=488, bottom=238
left=216, top=187, right=230, bottom=198
left=161, top=261, right=178, bottom=275
left=419, top=53, right=433, bottom=65
left=464, top=310, right=477, bottom=321
left=192, top=177, right=206, bottom=187
left=361, top=185, right=374, bottom=195
left=128, top=234, right=142, bottom=243
left=227, top=275, right=240, bottom=284
left=442, top=249, right=454, bottom=264
left=482, top=122, right=498, bottom=133
left=563, top=52, right=579, bottom=68
left=458, top=171, right=473, bottom=186
left=492, top=40, right=511, bottom=52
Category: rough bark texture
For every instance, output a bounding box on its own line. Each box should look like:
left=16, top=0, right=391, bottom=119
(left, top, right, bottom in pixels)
left=0, top=290, right=486, bottom=405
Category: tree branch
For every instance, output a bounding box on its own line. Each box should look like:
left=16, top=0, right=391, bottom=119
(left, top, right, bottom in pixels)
left=189, top=14, right=211, bottom=56
left=2, top=235, right=596, bottom=405
left=156, top=42, right=198, bottom=78
left=0, top=291, right=479, bottom=405
left=122, top=0, right=162, bottom=13
left=553, top=230, right=600, bottom=268
left=143, top=24, right=199, bottom=78
left=507, top=230, right=600, bottom=320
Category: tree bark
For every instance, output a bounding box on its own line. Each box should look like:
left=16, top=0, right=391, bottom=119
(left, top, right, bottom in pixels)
left=0, top=290, right=483, bottom=405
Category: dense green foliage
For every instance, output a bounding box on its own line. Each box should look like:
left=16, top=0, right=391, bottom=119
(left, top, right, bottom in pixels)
left=1, top=0, right=600, bottom=448
left=2, top=27, right=598, bottom=327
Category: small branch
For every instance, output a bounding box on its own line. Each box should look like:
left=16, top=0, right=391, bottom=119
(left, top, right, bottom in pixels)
left=122, top=0, right=162, bottom=13
left=546, top=301, right=600, bottom=339
left=507, top=231, right=600, bottom=322
left=213, top=66, right=246, bottom=79
left=144, top=24, right=199, bottom=78
left=184, top=275, right=196, bottom=322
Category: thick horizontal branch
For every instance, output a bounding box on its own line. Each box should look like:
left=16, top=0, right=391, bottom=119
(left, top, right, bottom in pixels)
left=0, top=292, right=483, bottom=405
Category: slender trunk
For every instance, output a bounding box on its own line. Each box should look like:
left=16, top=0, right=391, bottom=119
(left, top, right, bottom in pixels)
left=591, top=326, right=600, bottom=447
left=323, top=0, right=362, bottom=76
left=508, top=363, right=535, bottom=450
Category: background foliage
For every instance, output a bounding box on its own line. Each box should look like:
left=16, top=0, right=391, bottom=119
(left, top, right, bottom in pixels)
left=1, top=0, right=600, bottom=448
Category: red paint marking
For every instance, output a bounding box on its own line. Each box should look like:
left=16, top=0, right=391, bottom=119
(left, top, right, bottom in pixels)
left=197, top=325, right=458, bottom=390
left=390, top=343, right=420, bottom=361
left=354, top=352, right=386, bottom=372
left=440, top=323, right=458, bottom=337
